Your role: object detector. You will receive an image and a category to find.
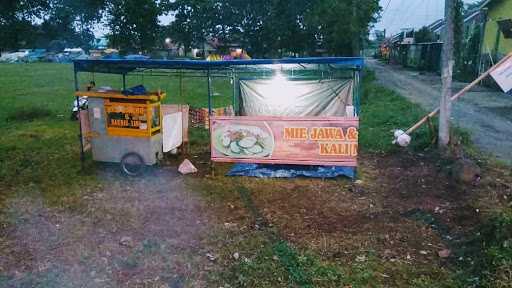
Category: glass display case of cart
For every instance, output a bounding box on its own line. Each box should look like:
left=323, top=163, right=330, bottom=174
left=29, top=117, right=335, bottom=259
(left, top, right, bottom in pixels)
left=75, top=90, right=165, bottom=137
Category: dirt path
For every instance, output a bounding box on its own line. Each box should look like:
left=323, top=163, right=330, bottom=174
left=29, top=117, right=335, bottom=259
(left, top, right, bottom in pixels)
left=1, top=152, right=511, bottom=287
left=367, top=59, right=512, bottom=163
left=0, top=168, right=214, bottom=287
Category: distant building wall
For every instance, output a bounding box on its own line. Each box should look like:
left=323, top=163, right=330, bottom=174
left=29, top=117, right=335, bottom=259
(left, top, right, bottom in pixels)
left=482, top=0, right=512, bottom=58
left=389, top=43, right=442, bottom=73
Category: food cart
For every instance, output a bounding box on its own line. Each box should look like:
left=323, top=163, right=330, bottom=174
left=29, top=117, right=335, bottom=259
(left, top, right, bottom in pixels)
left=73, top=57, right=363, bottom=177
left=75, top=88, right=165, bottom=175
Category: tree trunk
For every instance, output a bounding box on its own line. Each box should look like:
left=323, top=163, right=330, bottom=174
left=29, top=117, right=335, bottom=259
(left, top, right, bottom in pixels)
left=351, top=0, right=360, bottom=56
left=439, top=0, right=455, bottom=148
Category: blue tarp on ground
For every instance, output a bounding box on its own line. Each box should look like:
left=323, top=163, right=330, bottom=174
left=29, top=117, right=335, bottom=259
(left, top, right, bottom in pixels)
left=227, top=163, right=356, bottom=179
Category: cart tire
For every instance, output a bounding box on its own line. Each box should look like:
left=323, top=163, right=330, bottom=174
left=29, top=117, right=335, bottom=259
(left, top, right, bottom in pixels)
left=120, top=152, right=145, bottom=176
left=70, top=111, right=78, bottom=121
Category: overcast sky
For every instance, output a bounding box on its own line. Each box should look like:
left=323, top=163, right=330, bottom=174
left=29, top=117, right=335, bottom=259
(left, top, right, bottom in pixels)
left=373, top=0, right=480, bottom=37
left=95, top=1, right=481, bottom=38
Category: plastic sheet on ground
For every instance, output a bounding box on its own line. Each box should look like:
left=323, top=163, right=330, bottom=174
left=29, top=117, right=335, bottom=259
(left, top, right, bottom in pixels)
left=227, top=163, right=356, bottom=179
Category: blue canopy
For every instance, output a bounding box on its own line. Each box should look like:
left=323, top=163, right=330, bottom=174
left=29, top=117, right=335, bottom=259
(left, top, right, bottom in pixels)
left=73, top=57, right=364, bottom=74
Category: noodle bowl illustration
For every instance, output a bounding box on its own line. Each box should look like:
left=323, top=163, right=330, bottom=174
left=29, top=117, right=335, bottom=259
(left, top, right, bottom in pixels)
left=213, top=124, right=274, bottom=158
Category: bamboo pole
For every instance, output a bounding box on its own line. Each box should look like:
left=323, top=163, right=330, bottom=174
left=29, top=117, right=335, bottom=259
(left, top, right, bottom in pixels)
left=404, top=52, right=512, bottom=136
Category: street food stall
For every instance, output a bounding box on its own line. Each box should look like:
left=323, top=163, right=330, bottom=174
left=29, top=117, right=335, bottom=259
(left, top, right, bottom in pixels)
left=73, top=57, right=363, bottom=177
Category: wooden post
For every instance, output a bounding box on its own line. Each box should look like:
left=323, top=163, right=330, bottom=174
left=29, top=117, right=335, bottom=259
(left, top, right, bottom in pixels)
left=74, top=69, right=85, bottom=166
left=439, top=0, right=455, bottom=148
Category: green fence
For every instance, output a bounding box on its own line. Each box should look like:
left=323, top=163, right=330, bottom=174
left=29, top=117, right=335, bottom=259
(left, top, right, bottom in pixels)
left=389, top=43, right=443, bottom=73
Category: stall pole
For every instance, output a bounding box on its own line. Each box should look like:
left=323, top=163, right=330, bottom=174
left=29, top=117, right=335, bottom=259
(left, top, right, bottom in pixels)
left=355, top=69, right=361, bottom=116
left=74, top=67, right=85, bottom=165
left=207, top=68, right=212, bottom=115
left=231, top=68, right=236, bottom=115
left=207, top=68, right=215, bottom=176
left=179, top=69, right=183, bottom=101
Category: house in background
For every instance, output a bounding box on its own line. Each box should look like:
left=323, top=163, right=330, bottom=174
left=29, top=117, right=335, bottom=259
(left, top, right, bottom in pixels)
left=91, top=37, right=109, bottom=50
left=480, top=0, right=512, bottom=63
left=427, top=19, right=445, bottom=41
left=425, top=7, right=487, bottom=80
left=428, top=9, right=486, bottom=41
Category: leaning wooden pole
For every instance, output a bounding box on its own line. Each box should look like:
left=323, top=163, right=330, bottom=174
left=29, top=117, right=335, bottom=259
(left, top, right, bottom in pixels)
left=404, top=52, right=512, bottom=136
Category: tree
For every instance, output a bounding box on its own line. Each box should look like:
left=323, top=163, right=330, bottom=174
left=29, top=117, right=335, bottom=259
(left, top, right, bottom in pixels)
left=307, top=0, right=380, bottom=56
left=36, top=0, right=104, bottom=49
left=164, top=0, right=217, bottom=56
left=0, top=0, right=107, bottom=51
left=166, top=0, right=381, bottom=57
left=453, top=0, right=464, bottom=67
left=414, top=26, right=436, bottom=43
left=465, top=0, right=486, bottom=12
left=0, top=0, right=50, bottom=51
left=106, top=0, right=161, bottom=53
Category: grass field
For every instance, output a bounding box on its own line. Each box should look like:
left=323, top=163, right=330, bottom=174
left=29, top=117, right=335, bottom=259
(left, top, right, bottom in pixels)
left=0, top=63, right=511, bottom=287
left=0, top=63, right=233, bottom=205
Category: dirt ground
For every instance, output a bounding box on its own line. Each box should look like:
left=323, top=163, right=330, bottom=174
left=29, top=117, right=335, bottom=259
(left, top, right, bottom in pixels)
left=0, top=168, right=215, bottom=287
left=2, top=150, right=510, bottom=287
left=367, top=59, right=512, bottom=164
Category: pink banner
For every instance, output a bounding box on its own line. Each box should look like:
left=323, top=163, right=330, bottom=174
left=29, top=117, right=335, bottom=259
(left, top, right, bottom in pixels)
left=210, top=116, right=359, bottom=166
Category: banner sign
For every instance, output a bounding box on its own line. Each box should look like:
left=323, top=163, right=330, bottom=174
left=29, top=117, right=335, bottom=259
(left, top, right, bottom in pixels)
left=491, top=56, right=512, bottom=93
left=103, top=101, right=161, bottom=137
left=105, top=104, right=148, bottom=130
left=210, top=116, right=359, bottom=166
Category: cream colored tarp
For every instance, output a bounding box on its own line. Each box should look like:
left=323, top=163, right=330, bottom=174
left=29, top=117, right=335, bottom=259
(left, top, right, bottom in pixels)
left=239, top=79, right=353, bottom=117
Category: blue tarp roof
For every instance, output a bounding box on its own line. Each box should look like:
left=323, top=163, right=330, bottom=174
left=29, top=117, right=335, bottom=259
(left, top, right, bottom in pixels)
left=73, top=57, right=364, bottom=74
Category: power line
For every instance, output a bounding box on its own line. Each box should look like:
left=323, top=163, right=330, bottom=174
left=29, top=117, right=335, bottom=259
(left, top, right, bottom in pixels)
left=401, top=0, right=422, bottom=31
left=425, top=0, right=430, bottom=24
left=382, top=0, right=392, bottom=16
left=389, top=0, right=414, bottom=32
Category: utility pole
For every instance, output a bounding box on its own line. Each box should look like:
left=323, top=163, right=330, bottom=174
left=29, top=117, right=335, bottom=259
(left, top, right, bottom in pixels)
left=439, top=0, right=455, bottom=148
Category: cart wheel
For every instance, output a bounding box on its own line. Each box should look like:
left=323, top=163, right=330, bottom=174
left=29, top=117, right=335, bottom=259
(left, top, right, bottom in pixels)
left=120, top=152, right=145, bottom=176
left=70, top=111, right=78, bottom=121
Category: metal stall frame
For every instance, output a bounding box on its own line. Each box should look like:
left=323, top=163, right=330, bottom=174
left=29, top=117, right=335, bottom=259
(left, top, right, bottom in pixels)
left=73, top=57, right=364, bottom=164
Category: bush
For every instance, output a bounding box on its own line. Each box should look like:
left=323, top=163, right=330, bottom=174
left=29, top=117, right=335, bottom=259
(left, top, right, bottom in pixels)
left=6, top=107, right=52, bottom=122
left=458, top=209, right=512, bottom=287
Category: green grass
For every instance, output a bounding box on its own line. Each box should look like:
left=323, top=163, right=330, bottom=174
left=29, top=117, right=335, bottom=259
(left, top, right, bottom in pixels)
left=453, top=208, right=512, bottom=287
left=0, top=63, right=232, bottom=208
left=359, top=70, right=435, bottom=154
left=0, top=63, right=232, bottom=124
left=0, top=63, right=450, bottom=287
left=0, top=63, right=509, bottom=287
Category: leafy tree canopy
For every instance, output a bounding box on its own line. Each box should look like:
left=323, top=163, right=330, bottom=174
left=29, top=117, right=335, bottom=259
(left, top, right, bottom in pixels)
left=414, top=26, right=437, bottom=43
left=1, top=0, right=381, bottom=57
left=106, top=0, right=161, bottom=53
left=165, top=0, right=381, bottom=57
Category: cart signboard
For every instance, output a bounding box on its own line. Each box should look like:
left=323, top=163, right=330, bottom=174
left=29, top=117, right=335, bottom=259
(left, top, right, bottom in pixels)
left=210, top=116, right=359, bottom=166
left=104, top=100, right=161, bottom=137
